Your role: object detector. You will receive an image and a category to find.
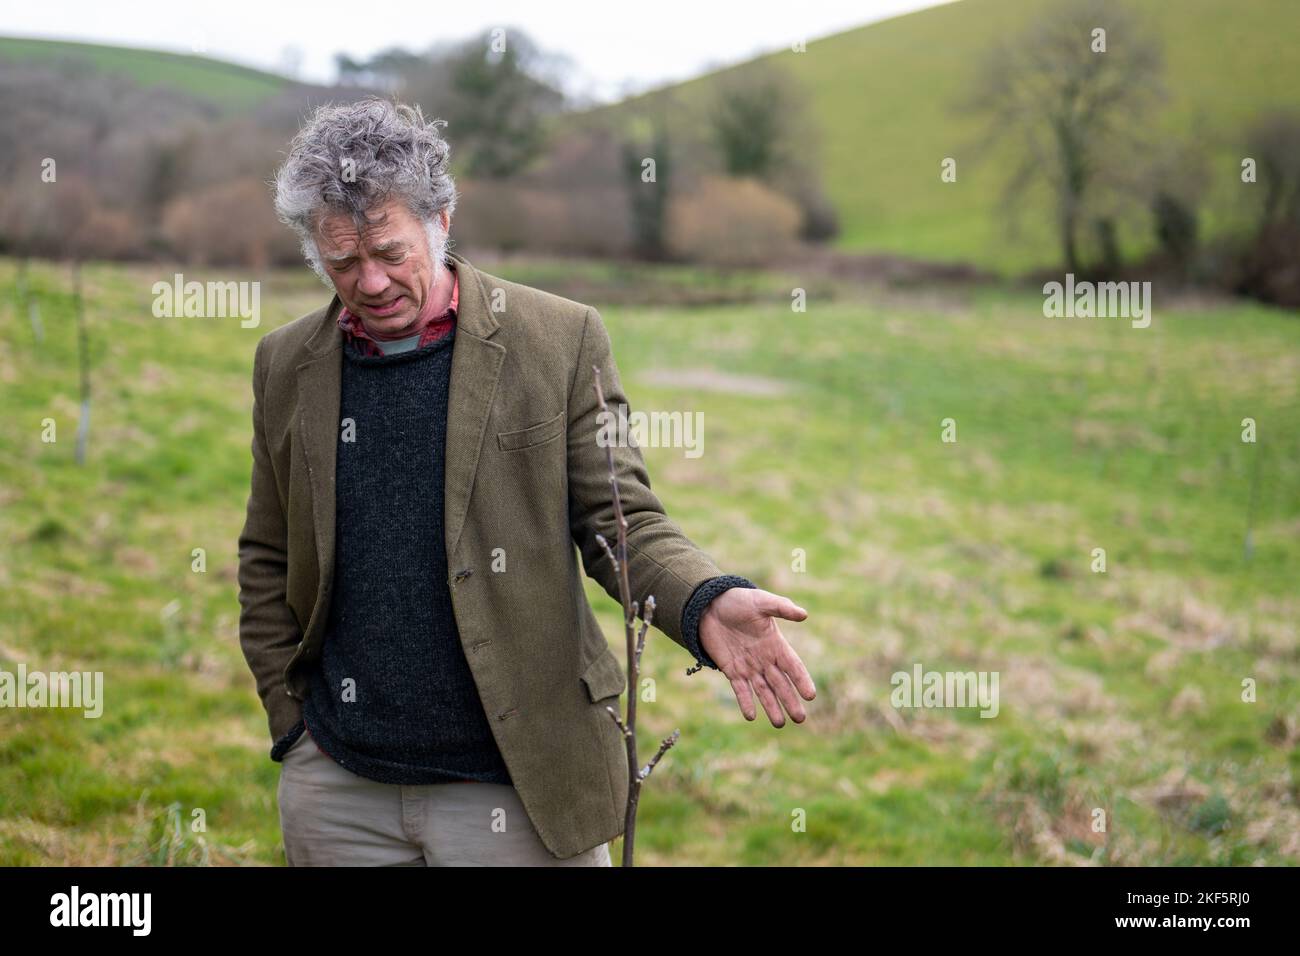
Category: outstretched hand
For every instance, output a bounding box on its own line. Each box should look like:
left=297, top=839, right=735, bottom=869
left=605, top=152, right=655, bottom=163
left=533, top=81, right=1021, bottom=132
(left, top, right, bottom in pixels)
left=698, top=588, right=815, bottom=727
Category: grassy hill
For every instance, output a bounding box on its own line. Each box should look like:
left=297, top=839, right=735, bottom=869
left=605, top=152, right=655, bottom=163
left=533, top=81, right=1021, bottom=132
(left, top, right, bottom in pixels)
left=0, top=36, right=299, bottom=112
left=568, top=0, right=1300, bottom=275
left=8, top=1, right=1298, bottom=275
left=1, top=255, right=1297, bottom=864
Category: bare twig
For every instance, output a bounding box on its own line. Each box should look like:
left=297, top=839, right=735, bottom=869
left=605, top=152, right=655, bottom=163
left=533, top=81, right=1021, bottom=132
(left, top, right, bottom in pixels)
left=592, top=364, right=680, bottom=867
left=641, top=729, right=680, bottom=780
left=17, top=258, right=43, bottom=343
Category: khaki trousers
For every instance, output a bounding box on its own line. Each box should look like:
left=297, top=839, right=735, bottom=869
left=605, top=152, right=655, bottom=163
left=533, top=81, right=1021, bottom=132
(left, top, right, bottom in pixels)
left=277, top=727, right=613, bottom=866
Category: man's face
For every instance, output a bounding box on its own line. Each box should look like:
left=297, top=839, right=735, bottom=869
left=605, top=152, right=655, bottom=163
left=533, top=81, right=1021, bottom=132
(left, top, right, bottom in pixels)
left=315, top=198, right=449, bottom=340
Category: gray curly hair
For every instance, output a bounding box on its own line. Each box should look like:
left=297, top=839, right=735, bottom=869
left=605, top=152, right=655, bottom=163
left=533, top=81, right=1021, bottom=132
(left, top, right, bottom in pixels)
left=273, top=97, right=458, bottom=284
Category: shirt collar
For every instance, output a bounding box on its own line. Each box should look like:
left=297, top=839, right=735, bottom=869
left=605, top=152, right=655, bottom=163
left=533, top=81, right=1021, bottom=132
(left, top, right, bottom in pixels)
left=338, top=268, right=459, bottom=352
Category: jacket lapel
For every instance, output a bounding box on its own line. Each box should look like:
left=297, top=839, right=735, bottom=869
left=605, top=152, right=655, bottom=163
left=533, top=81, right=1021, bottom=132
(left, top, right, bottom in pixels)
left=293, top=251, right=505, bottom=638
left=440, top=252, right=506, bottom=560
left=295, top=297, right=342, bottom=638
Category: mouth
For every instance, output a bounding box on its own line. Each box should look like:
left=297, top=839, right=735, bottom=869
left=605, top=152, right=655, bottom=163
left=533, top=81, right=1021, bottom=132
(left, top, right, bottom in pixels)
left=364, top=294, right=405, bottom=317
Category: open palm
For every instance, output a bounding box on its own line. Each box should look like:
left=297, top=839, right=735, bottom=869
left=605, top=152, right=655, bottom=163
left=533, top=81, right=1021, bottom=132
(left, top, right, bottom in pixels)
left=698, top=588, right=816, bottom=727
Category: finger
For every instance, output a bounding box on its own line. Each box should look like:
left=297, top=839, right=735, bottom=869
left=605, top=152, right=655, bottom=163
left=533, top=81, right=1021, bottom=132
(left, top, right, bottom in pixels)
left=779, top=648, right=817, bottom=701
left=755, top=590, right=808, bottom=622
left=763, top=620, right=817, bottom=702
left=749, top=674, right=786, bottom=729
left=766, top=663, right=807, bottom=723
left=730, top=676, right=757, bottom=721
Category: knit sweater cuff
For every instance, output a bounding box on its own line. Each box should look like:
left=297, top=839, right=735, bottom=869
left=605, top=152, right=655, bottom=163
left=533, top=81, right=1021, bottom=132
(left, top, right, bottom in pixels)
left=270, top=718, right=307, bottom=762
left=679, top=575, right=758, bottom=674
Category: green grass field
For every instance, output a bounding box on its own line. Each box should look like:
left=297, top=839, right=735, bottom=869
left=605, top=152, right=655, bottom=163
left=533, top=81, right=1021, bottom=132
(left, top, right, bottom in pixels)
left=1, top=255, right=1297, bottom=865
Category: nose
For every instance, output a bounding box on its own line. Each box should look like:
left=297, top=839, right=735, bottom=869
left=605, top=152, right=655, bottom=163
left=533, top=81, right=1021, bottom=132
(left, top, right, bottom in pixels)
left=356, top=259, right=391, bottom=298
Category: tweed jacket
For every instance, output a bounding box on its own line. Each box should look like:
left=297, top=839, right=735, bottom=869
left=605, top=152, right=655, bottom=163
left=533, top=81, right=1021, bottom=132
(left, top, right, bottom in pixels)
left=236, top=250, right=732, bottom=858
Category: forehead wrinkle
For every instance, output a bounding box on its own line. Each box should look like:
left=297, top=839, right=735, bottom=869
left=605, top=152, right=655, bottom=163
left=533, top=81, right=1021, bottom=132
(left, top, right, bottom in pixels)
left=321, top=236, right=407, bottom=263
left=317, top=200, right=417, bottom=261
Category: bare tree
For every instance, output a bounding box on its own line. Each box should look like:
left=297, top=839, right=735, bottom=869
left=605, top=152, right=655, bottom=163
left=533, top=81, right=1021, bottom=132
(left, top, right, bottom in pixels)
left=1231, top=109, right=1300, bottom=307
left=967, top=0, right=1165, bottom=274
left=401, top=28, right=567, bottom=180
left=621, top=119, right=676, bottom=262
left=1244, top=109, right=1300, bottom=230
left=72, top=261, right=92, bottom=466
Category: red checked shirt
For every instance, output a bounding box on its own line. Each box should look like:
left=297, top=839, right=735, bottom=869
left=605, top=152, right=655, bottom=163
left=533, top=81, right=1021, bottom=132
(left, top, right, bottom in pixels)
left=337, top=269, right=459, bottom=356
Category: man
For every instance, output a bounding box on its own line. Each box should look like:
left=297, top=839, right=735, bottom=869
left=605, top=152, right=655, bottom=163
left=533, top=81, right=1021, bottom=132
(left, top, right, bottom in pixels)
left=238, top=97, right=815, bottom=866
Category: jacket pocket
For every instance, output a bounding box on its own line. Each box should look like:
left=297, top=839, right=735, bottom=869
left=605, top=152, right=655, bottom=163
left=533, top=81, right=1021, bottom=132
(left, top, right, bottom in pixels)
left=497, top=410, right=565, bottom=451
left=581, top=647, right=628, bottom=703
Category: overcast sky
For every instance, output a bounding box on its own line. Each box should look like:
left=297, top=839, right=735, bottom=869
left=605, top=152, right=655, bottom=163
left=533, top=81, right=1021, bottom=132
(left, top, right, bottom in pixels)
left=2, top=0, right=958, bottom=103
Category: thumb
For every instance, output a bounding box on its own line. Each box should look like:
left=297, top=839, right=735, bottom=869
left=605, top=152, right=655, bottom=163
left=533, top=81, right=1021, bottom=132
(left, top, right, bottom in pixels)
left=756, top=590, right=808, bottom=622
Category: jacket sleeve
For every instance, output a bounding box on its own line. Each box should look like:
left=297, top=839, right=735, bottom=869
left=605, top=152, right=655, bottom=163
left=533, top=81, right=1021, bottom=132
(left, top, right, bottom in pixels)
left=237, top=334, right=304, bottom=746
left=566, top=305, right=734, bottom=670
